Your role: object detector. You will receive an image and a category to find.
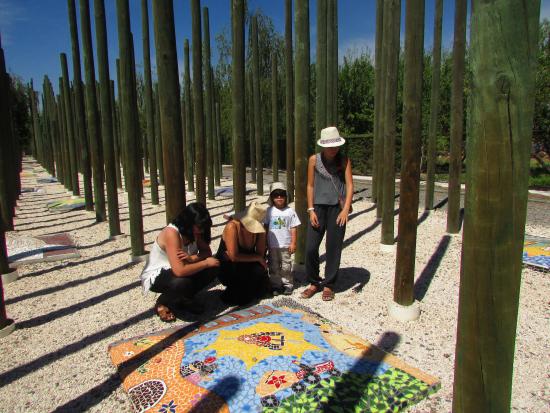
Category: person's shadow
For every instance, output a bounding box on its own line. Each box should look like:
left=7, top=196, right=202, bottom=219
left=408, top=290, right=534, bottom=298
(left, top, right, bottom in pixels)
left=333, top=267, right=371, bottom=293
left=172, top=287, right=233, bottom=322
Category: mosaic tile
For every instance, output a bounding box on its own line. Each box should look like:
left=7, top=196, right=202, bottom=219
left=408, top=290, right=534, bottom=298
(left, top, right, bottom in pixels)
left=523, top=235, right=550, bottom=270
left=109, top=302, right=439, bottom=412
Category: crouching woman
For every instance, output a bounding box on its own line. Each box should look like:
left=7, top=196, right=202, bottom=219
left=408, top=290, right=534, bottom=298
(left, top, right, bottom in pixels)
left=140, top=202, right=220, bottom=321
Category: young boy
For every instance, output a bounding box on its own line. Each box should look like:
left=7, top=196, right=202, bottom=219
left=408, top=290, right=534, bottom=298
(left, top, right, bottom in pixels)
left=264, top=182, right=301, bottom=295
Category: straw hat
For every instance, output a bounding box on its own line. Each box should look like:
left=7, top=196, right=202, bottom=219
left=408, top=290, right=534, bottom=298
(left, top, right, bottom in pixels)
left=317, top=126, right=346, bottom=147
left=268, top=181, right=287, bottom=206
left=234, top=201, right=267, bottom=233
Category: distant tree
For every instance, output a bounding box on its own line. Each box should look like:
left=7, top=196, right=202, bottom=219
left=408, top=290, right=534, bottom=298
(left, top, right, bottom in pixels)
left=533, top=19, right=550, bottom=158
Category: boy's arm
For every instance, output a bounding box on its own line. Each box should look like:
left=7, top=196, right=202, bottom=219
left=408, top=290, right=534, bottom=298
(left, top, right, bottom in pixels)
left=289, top=227, right=297, bottom=253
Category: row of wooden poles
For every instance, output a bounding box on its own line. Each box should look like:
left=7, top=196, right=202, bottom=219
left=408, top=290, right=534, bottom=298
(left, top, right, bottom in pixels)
left=0, top=0, right=542, bottom=411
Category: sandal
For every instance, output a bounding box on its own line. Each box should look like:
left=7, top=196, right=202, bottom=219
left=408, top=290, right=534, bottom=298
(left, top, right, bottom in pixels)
left=300, top=284, right=319, bottom=299
left=155, top=302, right=176, bottom=322
left=322, top=288, right=335, bottom=301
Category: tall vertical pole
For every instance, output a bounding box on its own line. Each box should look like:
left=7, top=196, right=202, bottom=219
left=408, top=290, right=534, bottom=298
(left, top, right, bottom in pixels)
left=247, top=72, right=256, bottom=183
left=372, top=0, right=384, bottom=206
left=94, top=0, right=121, bottom=237
left=183, top=39, right=195, bottom=192
left=285, top=0, right=294, bottom=202
left=110, top=79, right=123, bottom=189
left=392, top=0, right=425, bottom=319
left=271, top=52, right=279, bottom=181
left=141, top=0, right=159, bottom=205
left=380, top=0, right=401, bottom=249
left=294, top=0, right=310, bottom=264
left=203, top=7, right=215, bottom=200
left=453, top=1, right=540, bottom=411
left=116, top=0, right=145, bottom=258
left=446, top=0, right=467, bottom=234
left=80, top=0, right=106, bottom=222
left=211, top=68, right=220, bottom=186
left=68, top=0, right=94, bottom=211
left=326, top=0, right=336, bottom=125
left=152, top=0, right=186, bottom=222
left=251, top=14, right=263, bottom=196
left=154, top=83, right=164, bottom=186
left=425, top=0, right=443, bottom=211
left=316, top=0, right=327, bottom=146
left=231, top=0, right=246, bottom=212
left=191, top=0, right=206, bottom=204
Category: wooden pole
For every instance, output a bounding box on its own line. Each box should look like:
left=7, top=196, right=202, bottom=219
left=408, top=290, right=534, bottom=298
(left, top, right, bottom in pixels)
left=316, top=0, right=327, bottom=147
left=154, top=83, right=164, bottom=186
left=116, top=0, right=145, bottom=258
left=294, top=0, right=310, bottom=264
left=372, top=0, right=384, bottom=205
left=141, top=0, right=159, bottom=205
left=247, top=71, right=256, bottom=183
left=68, top=0, right=94, bottom=211
left=191, top=0, right=206, bottom=204
left=425, top=0, right=443, bottom=211
left=183, top=39, right=195, bottom=192
left=393, top=0, right=425, bottom=311
left=380, top=0, right=401, bottom=248
left=94, top=0, right=122, bottom=237
left=203, top=7, right=215, bottom=200
left=285, top=0, right=294, bottom=202
left=231, top=0, right=246, bottom=212
left=152, top=0, right=186, bottom=223
left=453, top=1, right=540, bottom=410
left=110, top=79, right=123, bottom=189
left=271, top=52, right=278, bottom=181
left=251, top=14, right=263, bottom=196
left=80, top=0, right=106, bottom=222
left=446, top=0, right=467, bottom=234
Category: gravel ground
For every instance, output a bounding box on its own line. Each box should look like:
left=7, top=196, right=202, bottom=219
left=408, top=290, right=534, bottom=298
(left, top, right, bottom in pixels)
left=1, top=158, right=548, bottom=412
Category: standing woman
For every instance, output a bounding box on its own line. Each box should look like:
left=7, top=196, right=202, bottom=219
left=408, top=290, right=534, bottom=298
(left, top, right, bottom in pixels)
left=301, top=127, right=354, bottom=301
left=140, top=203, right=220, bottom=321
left=216, top=201, right=270, bottom=305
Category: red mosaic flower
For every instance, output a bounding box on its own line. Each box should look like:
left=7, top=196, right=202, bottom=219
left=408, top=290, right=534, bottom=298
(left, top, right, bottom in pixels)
left=267, top=375, right=287, bottom=388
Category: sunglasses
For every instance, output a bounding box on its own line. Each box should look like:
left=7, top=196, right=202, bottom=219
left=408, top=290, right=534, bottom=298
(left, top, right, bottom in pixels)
left=271, top=191, right=287, bottom=198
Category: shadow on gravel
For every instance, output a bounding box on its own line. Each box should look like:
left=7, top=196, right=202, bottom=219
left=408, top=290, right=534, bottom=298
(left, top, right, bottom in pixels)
left=15, top=216, right=95, bottom=231
left=414, top=235, right=451, bottom=301
left=333, top=267, right=371, bottom=294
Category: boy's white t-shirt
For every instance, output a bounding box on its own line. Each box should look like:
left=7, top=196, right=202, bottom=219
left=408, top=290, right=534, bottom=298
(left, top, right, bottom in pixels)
left=264, top=206, right=301, bottom=248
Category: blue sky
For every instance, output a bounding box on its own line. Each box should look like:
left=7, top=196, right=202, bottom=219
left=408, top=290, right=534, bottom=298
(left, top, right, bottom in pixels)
left=1, top=0, right=549, bottom=94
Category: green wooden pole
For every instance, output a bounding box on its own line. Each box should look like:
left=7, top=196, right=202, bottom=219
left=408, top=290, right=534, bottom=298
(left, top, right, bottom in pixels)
left=446, top=0, right=467, bottom=234
left=0, top=229, right=15, bottom=336
left=376, top=0, right=388, bottom=219
left=394, top=0, right=425, bottom=309
left=141, top=0, right=159, bottom=206
left=80, top=0, right=106, bottom=222
left=251, top=14, right=263, bottom=196
left=30, top=82, right=44, bottom=167
left=372, top=0, right=384, bottom=205
left=94, top=0, right=122, bottom=237
left=231, top=0, right=246, bottom=212
left=59, top=78, right=73, bottom=192
left=116, top=0, right=145, bottom=258
left=154, top=83, right=165, bottom=186
left=203, top=7, right=214, bottom=200
left=60, top=54, right=80, bottom=196
left=211, top=68, right=220, bottom=186
left=271, top=52, right=279, bottom=180
left=294, top=0, right=310, bottom=264
left=326, top=0, right=336, bottom=125
left=191, top=0, right=206, bottom=204
left=285, top=0, right=294, bottom=202
left=316, top=0, right=327, bottom=148
left=110, top=79, right=123, bottom=189
left=425, top=0, right=443, bottom=211
left=152, top=0, right=186, bottom=223
left=247, top=71, right=256, bottom=183
left=380, top=0, right=401, bottom=248
left=68, top=0, right=94, bottom=211
left=214, top=96, right=221, bottom=186
left=453, top=1, right=540, bottom=410
left=183, top=39, right=195, bottom=192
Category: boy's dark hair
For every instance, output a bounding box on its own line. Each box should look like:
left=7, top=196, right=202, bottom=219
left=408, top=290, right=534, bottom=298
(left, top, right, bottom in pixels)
left=172, top=202, right=212, bottom=243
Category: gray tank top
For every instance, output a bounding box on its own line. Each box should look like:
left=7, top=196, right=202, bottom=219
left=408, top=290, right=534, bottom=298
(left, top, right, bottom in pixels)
left=313, top=153, right=346, bottom=205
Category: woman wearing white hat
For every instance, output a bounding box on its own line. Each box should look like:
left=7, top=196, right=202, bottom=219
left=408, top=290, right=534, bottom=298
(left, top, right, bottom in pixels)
left=216, top=201, right=270, bottom=305
left=301, top=126, right=354, bottom=301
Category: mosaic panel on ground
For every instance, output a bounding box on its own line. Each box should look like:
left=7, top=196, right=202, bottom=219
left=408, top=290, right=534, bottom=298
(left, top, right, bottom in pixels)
left=523, top=235, right=550, bottom=270
left=109, top=302, right=439, bottom=412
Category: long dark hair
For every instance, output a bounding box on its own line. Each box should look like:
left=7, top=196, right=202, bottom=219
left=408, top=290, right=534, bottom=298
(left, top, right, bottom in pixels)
left=171, top=202, right=212, bottom=243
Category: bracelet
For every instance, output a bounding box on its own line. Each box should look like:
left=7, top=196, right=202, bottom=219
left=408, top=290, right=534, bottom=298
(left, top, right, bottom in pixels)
left=307, top=207, right=314, bottom=212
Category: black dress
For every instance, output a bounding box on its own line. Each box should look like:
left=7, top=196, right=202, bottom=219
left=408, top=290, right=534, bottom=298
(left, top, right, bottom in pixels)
left=216, top=238, right=270, bottom=305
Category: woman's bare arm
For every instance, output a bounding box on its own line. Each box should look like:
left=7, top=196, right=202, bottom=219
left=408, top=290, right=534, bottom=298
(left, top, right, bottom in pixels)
left=163, top=228, right=217, bottom=277
left=307, top=155, right=320, bottom=227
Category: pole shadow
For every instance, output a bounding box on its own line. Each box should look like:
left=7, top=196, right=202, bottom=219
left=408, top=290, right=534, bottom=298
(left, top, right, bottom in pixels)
left=413, top=235, right=451, bottom=301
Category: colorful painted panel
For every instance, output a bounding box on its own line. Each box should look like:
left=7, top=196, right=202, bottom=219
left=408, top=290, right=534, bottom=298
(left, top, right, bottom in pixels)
left=7, top=232, right=80, bottom=266
left=109, top=303, right=439, bottom=412
left=523, top=235, right=550, bottom=270
left=47, top=197, right=86, bottom=211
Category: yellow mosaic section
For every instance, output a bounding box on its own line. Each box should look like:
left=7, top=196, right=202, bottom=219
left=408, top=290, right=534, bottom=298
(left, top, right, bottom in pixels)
left=109, top=335, right=229, bottom=413
left=524, top=240, right=550, bottom=256
left=201, top=322, right=321, bottom=370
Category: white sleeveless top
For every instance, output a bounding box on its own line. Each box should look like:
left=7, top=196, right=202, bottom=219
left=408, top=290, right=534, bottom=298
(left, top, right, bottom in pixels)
left=139, top=224, right=198, bottom=293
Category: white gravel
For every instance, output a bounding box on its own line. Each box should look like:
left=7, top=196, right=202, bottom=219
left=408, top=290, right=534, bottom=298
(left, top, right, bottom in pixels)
left=0, top=158, right=548, bottom=412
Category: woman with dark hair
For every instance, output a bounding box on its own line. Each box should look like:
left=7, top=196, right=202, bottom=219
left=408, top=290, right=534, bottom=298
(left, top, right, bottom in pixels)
left=140, top=202, right=220, bottom=321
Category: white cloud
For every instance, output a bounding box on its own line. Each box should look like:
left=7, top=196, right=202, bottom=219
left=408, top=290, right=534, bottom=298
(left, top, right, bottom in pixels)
left=0, top=0, right=26, bottom=47
left=541, top=1, right=550, bottom=21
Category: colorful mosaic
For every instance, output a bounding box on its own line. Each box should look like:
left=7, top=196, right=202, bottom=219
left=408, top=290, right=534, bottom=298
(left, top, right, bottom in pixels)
left=109, top=303, right=439, bottom=412
left=523, top=235, right=550, bottom=270
left=7, top=232, right=80, bottom=266
left=37, top=176, right=58, bottom=184
left=143, top=179, right=151, bottom=188
left=47, top=197, right=86, bottom=211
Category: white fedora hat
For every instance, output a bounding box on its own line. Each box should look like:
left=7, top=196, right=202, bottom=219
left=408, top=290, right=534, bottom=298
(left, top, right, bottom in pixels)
left=317, top=126, right=346, bottom=148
